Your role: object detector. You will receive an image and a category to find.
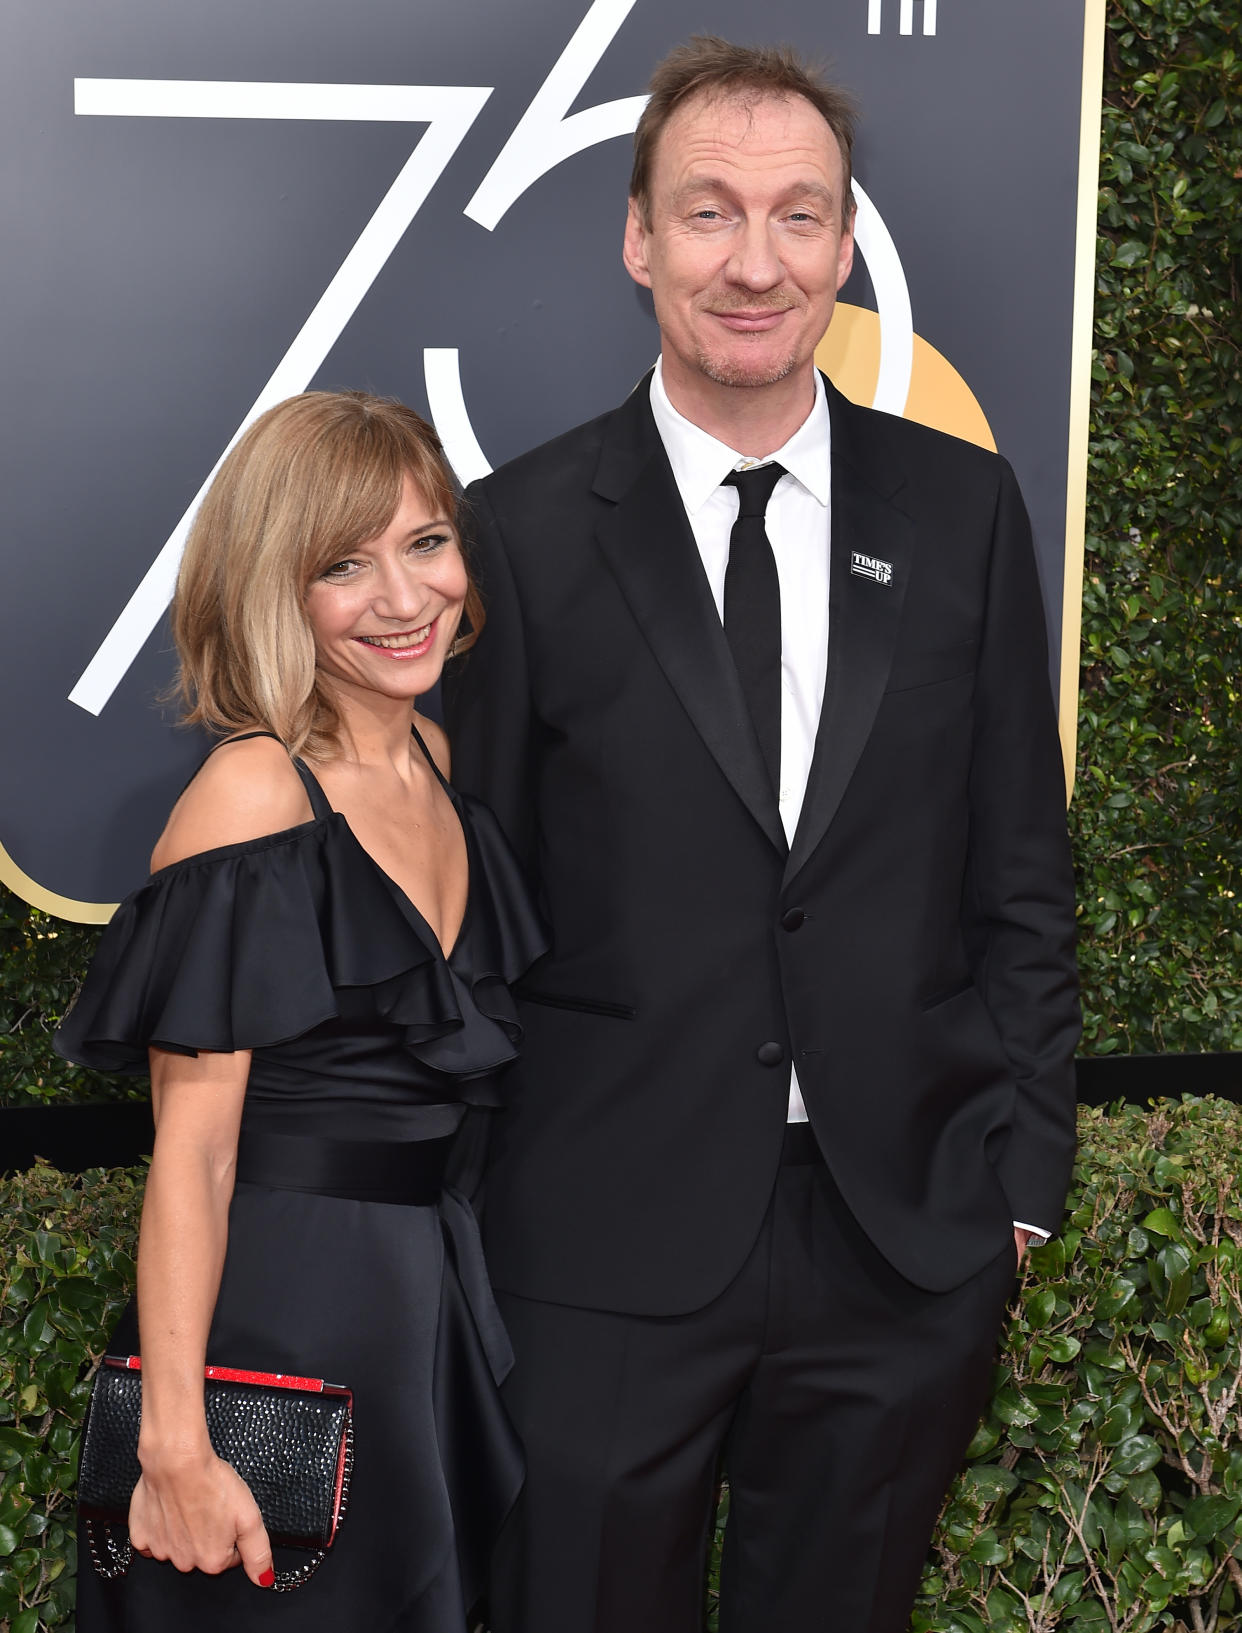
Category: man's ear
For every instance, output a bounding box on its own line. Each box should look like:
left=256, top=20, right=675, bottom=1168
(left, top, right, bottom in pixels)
left=836, top=210, right=856, bottom=292
left=622, top=198, right=653, bottom=289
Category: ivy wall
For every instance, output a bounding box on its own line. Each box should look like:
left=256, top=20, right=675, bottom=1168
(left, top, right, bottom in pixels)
left=1071, top=0, right=1241, bottom=1055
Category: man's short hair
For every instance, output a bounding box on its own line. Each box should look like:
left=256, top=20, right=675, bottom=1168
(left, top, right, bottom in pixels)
left=630, top=36, right=858, bottom=228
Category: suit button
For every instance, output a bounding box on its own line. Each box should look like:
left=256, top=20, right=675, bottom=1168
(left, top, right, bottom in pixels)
left=756, top=1042, right=785, bottom=1067
left=781, top=909, right=806, bottom=932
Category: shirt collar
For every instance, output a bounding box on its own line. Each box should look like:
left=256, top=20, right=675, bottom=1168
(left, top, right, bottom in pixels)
left=649, top=356, right=831, bottom=514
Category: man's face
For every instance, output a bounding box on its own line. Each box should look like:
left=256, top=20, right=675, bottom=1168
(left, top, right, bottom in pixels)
left=623, top=91, right=855, bottom=396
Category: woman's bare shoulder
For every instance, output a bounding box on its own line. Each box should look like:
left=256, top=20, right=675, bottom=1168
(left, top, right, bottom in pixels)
left=414, top=713, right=452, bottom=780
left=151, top=735, right=315, bottom=872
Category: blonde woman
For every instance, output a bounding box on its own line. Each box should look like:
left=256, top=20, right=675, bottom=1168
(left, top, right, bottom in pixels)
left=57, top=391, right=545, bottom=1631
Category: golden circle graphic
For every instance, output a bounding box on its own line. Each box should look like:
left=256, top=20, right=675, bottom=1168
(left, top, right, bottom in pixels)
left=815, top=304, right=996, bottom=453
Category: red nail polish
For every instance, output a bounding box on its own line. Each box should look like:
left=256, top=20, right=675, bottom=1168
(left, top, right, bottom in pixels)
left=259, top=1567, right=276, bottom=1588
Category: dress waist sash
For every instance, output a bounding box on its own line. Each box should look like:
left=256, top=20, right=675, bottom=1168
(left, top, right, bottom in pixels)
left=235, top=1130, right=455, bottom=1204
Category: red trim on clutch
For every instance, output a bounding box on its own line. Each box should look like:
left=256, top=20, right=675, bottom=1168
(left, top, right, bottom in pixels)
left=110, top=1356, right=349, bottom=1395
left=204, top=1365, right=327, bottom=1392
left=329, top=1432, right=348, bottom=1543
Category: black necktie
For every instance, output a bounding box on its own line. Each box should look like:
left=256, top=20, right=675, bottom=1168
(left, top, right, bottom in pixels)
left=723, top=463, right=785, bottom=793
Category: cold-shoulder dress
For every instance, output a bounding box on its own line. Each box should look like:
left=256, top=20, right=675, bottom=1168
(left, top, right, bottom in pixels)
left=55, top=736, right=546, bottom=1633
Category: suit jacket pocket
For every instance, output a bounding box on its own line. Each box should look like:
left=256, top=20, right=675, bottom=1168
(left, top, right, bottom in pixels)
left=915, top=982, right=1016, bottom=1141
left=514, top=986, right=637, bottom=1021
left=885, top=640, right=977, bottom=694
left=920, top=976, right=975, bottom=1012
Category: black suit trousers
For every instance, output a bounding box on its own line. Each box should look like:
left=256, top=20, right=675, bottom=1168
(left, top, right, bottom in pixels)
left=486, top=1139, right=1017, bottom=1633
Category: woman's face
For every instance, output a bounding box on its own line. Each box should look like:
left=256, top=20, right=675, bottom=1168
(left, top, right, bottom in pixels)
left=304, top=471, right=468, bottom=705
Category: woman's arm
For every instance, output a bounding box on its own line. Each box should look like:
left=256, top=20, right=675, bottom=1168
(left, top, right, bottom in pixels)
left=125, top=738, right=311, bottom=1585
left=127, top=1046, right=275, bottom=1585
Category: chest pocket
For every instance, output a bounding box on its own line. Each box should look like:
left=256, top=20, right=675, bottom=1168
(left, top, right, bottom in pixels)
left=885, top=640, right=977, bottom=694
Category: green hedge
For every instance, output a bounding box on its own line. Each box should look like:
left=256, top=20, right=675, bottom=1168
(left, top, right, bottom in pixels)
left=10, top=1102, right=1242, bottom=1632
left=0, top=905, right=126, bottom=1109
left=1071, top=0, right=1241, bottom=1054
left=915, top=1096, right=1242, bottom=1633
left=0, top=1165, right=142, bottom=1632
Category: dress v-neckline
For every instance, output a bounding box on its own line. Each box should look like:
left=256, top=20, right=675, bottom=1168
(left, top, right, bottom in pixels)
left=356, top=814, right=473, bottom=965
left=293, top=729, right=472, bottom=964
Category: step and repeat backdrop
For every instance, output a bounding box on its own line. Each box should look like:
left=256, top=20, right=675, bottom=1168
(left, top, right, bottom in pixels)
left=1, top=0, right=1104, bottom=919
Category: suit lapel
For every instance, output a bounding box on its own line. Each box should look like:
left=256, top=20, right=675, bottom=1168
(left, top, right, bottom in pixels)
left=592, top=382, right=786, bottom=855
left=785, top=383, right=913, bottom=883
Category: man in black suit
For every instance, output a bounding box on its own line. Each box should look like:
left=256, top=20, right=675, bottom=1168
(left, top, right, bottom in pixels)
left=445, top=35, right=1079, bottom=1633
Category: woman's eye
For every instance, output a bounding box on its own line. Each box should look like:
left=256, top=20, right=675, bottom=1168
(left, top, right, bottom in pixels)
left=412, top=532, right=451, bottom=554
left=321, top=559, right=358, bottom=579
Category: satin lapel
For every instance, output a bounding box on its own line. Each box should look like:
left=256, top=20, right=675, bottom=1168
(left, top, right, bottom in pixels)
left=592, top=387, right=786, bottom=855
left=785, top=386, right=913, bottom=883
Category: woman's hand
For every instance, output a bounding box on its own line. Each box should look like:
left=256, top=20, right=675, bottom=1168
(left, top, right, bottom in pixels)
left=129, top=1445, right=275, bottom=1586
left=130, top=1047, right=269, bottom=1582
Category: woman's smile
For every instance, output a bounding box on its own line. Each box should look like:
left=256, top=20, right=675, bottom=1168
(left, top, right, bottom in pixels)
left=354, top=620, right=437, bottom=656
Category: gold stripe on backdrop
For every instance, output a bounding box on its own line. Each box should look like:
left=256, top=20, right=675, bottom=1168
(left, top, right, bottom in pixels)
left=0, top=837, right=117, bottom=924
left=1060, top=0, right=1108, bottom=801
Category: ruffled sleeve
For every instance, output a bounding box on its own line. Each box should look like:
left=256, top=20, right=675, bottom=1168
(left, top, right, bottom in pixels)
left=54, top=818, right=465, bottom=1074
left=55, top=789, right=550, bottom=1083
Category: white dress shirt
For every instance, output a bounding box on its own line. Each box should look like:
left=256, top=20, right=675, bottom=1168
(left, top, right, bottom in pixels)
left=646, top=361, right=1049, bottom=1241
left=650, top=358, right=829, bottom=1123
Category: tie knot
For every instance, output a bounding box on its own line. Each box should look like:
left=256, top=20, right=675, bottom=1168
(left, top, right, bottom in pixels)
left=724, top=462, right=786, bottom=519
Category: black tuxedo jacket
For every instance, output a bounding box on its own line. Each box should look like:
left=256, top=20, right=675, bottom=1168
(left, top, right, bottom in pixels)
left=444, top=374, right=1080, bottom=1314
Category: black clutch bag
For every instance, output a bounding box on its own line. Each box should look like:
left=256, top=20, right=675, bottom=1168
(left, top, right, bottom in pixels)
left=78, top=1355, right=353, bottom=1592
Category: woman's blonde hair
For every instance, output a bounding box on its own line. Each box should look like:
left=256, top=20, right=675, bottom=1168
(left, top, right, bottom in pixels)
left=172, top=390, right=482, bottom=759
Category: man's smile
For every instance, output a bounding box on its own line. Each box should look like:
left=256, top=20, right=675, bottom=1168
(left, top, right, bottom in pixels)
left=708, top=308, right=794, bottom=331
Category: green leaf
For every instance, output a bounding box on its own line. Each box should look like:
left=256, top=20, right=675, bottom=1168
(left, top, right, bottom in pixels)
left=1113, top=1435, right=1163, bottom=1476
left=30, top=1230, right=63, bottom=1266
left=1184, top=1494, right=1240, bottom=1539
left=990, top=1389, right=1040, bottom=1428
left=1142, top=1207, right=1185, bottom=1241
left=1026, top=1287, right=1057, bottom=1327
left=1046, top=1335, right=1083, bottom=1363
left=1112, top=239, right=1147, bottom=267
left=1098, top=1273, right=1140, bottom=1318
left=1099, top=1401, right=1138, bottom=1446
left=968, top=1530, right=1008, bottom=1566
left=20, top=1302, right=53, bottom=1351
left=1128, top=1471, right=1162, bottom=1510
left=963, top=1465, right=1019, bottom=1502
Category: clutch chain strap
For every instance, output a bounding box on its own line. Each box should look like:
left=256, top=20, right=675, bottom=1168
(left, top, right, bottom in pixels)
left=85, top=1520, right=133, bottom=1580
left=84, top=1410, right=355, bottom=1594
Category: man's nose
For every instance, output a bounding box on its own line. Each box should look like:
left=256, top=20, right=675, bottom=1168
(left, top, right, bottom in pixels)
left=725, top=218, right=784, bottom=289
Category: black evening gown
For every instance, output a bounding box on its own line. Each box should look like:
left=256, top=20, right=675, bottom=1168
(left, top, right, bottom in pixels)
left=55, top=736, right=546, bottom=1633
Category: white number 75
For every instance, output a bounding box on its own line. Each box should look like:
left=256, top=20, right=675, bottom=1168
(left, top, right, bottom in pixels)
left=69, top=0, right=645, bottom=715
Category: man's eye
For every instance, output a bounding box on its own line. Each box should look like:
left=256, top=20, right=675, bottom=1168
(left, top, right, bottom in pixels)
left=693, top=209, right=723, bottom=221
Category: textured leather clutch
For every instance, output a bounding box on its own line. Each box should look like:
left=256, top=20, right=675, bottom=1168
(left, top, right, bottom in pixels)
left=78, top=1355, right=353, bottom=1591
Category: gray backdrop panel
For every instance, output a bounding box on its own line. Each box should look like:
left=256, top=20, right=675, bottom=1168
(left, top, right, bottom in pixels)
left=0, top=0, right=1091, bottom=908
